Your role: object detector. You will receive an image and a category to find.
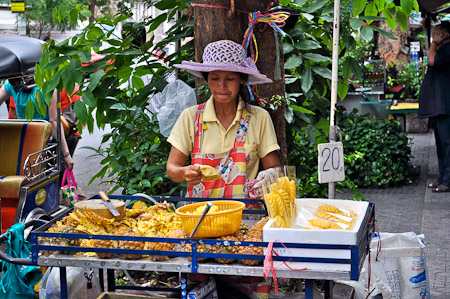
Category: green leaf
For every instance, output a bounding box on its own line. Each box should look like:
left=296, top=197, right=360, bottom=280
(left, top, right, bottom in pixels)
left=400, top=0, right=413, bottom=15
left=349, top=57, right=363, bottom=80
left=301, top=68, right=313, bottom=93
left=88, top=69, right=105, bottom=92
left=371, top=26, right=398, bottom=40
left=155, top=0, right=179, bottom=10
left=142, top=179, right=151, bottom=187
left=25, top=100, right=35, bottom=121
left=87, top=27, right=104, bottom=41
left=374, top=0, right=386, bottom=10
left=383, top=8, right=396, bottom=31
left=290, top=104, right=315, bottom=114
left=338, top=81, right=349, bottom=100
left=396, top=11, right=407, bottom=32
left=74, top=100, right=88, bottom=124
left=285, top=55, right=303, bottom=69
left=62, top=70, right=75, bottom=95
left=82, top=92, right=96, bottom=108
left=35, top=91, right=47, bottom=116
left=312, top=65, right=332, bottom=79
left=350, top=18, right=364, bottom=30
left=359, top=16, right=387, bottom=21
left=283, top=42, right=295, bottom=54
left=365, top=2, right=378, bottom=20
left=353, top=0, right=367, bottom=16
left=80, top=10, right=92, bottom=18
left=360, top=25, right=374, bottom=41
left=303, top=53, right=331, bottom=62
left=44, top=57, right=68, bottom=70
left=79, top=50, right=92, bottom=63
left=110, top=103, right=128, bottom=110
left=305, top=0, right=329, bottom=13
left=149, top=13, right=168, bottom=32
left=131, top=76, right=145, bottom=90
left=295, top=39, right=321, bottom=50
left=69, top=8, right=78, bottom=26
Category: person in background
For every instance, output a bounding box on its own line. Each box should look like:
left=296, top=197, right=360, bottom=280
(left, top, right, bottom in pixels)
left=43, top=31, right=52, bottom=43
left=166, top=40, right=280, bottom=198
left=0, top=75, right=74, bottom=171
left=419, top=21, right=450, bottom=192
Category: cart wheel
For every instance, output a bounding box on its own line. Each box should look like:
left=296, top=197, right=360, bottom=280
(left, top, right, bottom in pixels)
left=23, top=208, right=51, bottom=241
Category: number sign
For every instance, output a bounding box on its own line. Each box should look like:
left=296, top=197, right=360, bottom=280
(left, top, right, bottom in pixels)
left=318, top=142, right=345, bottom=183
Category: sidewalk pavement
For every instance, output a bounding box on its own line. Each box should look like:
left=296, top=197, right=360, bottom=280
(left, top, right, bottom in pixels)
left=342, top=131, right=449, bottom=298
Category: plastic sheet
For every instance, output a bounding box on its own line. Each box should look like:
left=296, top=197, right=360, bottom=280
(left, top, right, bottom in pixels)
left=157, top=79, right=196, bottom=137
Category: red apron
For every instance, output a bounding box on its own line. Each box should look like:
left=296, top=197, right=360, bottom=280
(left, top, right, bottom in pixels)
left=187, top=102, right=251, bottom=198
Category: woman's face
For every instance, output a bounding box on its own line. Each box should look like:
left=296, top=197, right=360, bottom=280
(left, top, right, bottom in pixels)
left=207, top=71, right=245, bottom=105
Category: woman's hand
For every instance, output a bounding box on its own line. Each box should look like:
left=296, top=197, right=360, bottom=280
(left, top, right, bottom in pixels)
left=64, top=153, right=74, bottom=171
left=184, top=164, right=201, bottom=186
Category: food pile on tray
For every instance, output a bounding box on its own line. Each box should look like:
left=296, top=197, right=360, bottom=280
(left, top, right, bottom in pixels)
left=38, top=199, right=270, bottom=265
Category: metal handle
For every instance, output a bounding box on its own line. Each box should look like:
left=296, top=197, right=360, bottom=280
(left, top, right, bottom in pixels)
left=189, top=202, right=213, bottom=239
left=132, top=193, right=159, bottom=205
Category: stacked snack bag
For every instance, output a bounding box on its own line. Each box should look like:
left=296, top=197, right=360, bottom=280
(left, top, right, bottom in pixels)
left=260, top=167, right=297, bottom=228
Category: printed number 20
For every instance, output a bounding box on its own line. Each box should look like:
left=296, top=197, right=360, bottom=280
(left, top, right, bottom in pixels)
left=321, top=147, right=340, bottom=172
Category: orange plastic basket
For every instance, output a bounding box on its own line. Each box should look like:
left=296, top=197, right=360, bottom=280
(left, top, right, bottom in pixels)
left=175, top=200, right=245, bottom=238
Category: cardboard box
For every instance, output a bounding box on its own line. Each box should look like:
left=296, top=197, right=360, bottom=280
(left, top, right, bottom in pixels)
left=263, top=198, right=371, bottom=272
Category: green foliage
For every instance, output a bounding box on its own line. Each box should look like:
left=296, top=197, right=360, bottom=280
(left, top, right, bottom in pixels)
left=388, top=62, right=426, bottom=100
left=32, top=0, right=418, bottom=197
left=339, top=113, right=412, bottom=186
left=34, top=2, right=193, bottom=196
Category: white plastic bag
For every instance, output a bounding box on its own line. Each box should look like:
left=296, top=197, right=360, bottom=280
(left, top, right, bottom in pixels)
left=41, top=267, right=101, bottom=299
left=337, top=232, right=430, bottom=299
left=157, top=79, right=196, bottom=137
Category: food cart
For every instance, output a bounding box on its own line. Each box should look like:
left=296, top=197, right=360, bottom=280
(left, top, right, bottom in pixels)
left=1, top=195, right=375, bottom=299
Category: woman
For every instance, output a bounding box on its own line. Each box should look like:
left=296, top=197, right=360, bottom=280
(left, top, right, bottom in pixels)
left=166, top=40, right=280, bottom=198
left=0, top=75, right=74, bottom=170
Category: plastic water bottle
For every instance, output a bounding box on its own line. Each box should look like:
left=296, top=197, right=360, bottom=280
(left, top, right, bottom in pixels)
left=410, top=51, right=419, bottom=70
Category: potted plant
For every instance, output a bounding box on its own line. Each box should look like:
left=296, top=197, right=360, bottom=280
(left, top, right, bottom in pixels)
left=388, top=62, right=428, bottom=132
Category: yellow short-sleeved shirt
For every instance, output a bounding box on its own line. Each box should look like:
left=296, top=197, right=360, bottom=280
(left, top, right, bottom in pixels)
left=168, top=97, right=280, bottom=180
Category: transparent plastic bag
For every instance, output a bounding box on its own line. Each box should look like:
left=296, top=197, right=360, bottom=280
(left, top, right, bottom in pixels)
left=157, top=79, right=197, bottom=137
left=260, top=166, right=297, bottom=228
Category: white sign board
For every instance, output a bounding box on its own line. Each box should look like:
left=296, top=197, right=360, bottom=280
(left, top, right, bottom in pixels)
left=410, top=12, right=421, bottom=27
left=410, top=41, right=420, bottom=52
left=318, top=142, right=345, bottom=183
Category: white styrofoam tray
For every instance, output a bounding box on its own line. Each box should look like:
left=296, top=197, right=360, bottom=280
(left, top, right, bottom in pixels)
left=262, top=198, right=371, bottom=272
left=263, top=198, right=370, bottom=245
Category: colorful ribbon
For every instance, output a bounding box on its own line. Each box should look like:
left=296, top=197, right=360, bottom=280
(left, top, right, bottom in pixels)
left=242, top=11, right=290, bottom=63
left=263, top=240, right=307, bottom=295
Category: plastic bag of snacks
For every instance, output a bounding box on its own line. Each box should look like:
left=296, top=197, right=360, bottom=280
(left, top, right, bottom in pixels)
left=260, top=166, right=297, bottom=228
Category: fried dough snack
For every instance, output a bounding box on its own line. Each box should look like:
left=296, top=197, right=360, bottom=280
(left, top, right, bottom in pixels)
left=196, top=164, right=222, bottom=181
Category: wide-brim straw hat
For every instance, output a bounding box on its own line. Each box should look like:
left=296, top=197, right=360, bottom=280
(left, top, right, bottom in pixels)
left=174, top=40, right=272, bottom=85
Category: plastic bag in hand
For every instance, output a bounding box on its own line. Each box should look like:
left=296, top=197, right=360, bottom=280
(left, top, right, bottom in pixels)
left=157, top=79, right=196, bottom=137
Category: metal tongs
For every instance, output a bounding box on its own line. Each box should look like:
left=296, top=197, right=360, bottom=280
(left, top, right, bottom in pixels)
left=189, top=202, right=213, bottom=239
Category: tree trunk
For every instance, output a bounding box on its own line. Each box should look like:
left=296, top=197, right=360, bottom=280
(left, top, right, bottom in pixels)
left=89, top=0, right=96, bottom=24
left=192, top=0, right=287, bottom=164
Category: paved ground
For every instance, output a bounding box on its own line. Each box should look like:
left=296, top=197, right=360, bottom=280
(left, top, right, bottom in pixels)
left=341, top=131, right=449, bottom=298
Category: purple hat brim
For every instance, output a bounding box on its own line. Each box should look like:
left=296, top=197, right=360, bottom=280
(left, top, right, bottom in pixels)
left=174, top=61, right=273, bottom=85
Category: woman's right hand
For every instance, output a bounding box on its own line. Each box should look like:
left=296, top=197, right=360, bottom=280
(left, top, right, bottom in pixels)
left=184, top=164, right=202, bottom=186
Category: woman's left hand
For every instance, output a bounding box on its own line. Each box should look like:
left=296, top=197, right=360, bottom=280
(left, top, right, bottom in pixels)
left=64, top=154, right=74, bottom=171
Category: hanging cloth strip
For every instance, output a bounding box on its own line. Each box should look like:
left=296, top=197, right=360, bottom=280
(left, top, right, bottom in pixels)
left=263, top=240, right=307, bottom=295
left=241, top=11, right=290, bottom=63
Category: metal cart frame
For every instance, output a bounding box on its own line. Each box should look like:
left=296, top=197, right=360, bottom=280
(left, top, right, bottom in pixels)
left=1, top=196, right=375, bottom=299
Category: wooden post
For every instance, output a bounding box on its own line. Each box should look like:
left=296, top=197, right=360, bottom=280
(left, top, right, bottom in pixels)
left=192, top=0, right=288, bottom=164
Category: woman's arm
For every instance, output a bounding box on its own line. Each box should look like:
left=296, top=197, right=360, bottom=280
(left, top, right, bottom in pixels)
left=166, top=147, right=201, bottom=186
left=0, top=85, right=9, bottom=106
left=261, top=151, right=281, bottom=170
left=49, top=90, right=74, bottom=170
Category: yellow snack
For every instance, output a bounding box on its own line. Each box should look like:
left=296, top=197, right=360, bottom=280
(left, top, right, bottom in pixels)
left=318, top=205, right=342, bottom=215
left=315, top=210, right=339, bottom=221
left=196, top=164, right=222, bottom=181
left=308, top=218, right=342, bottom=230
left=194, top=203, right=219, bottom=215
